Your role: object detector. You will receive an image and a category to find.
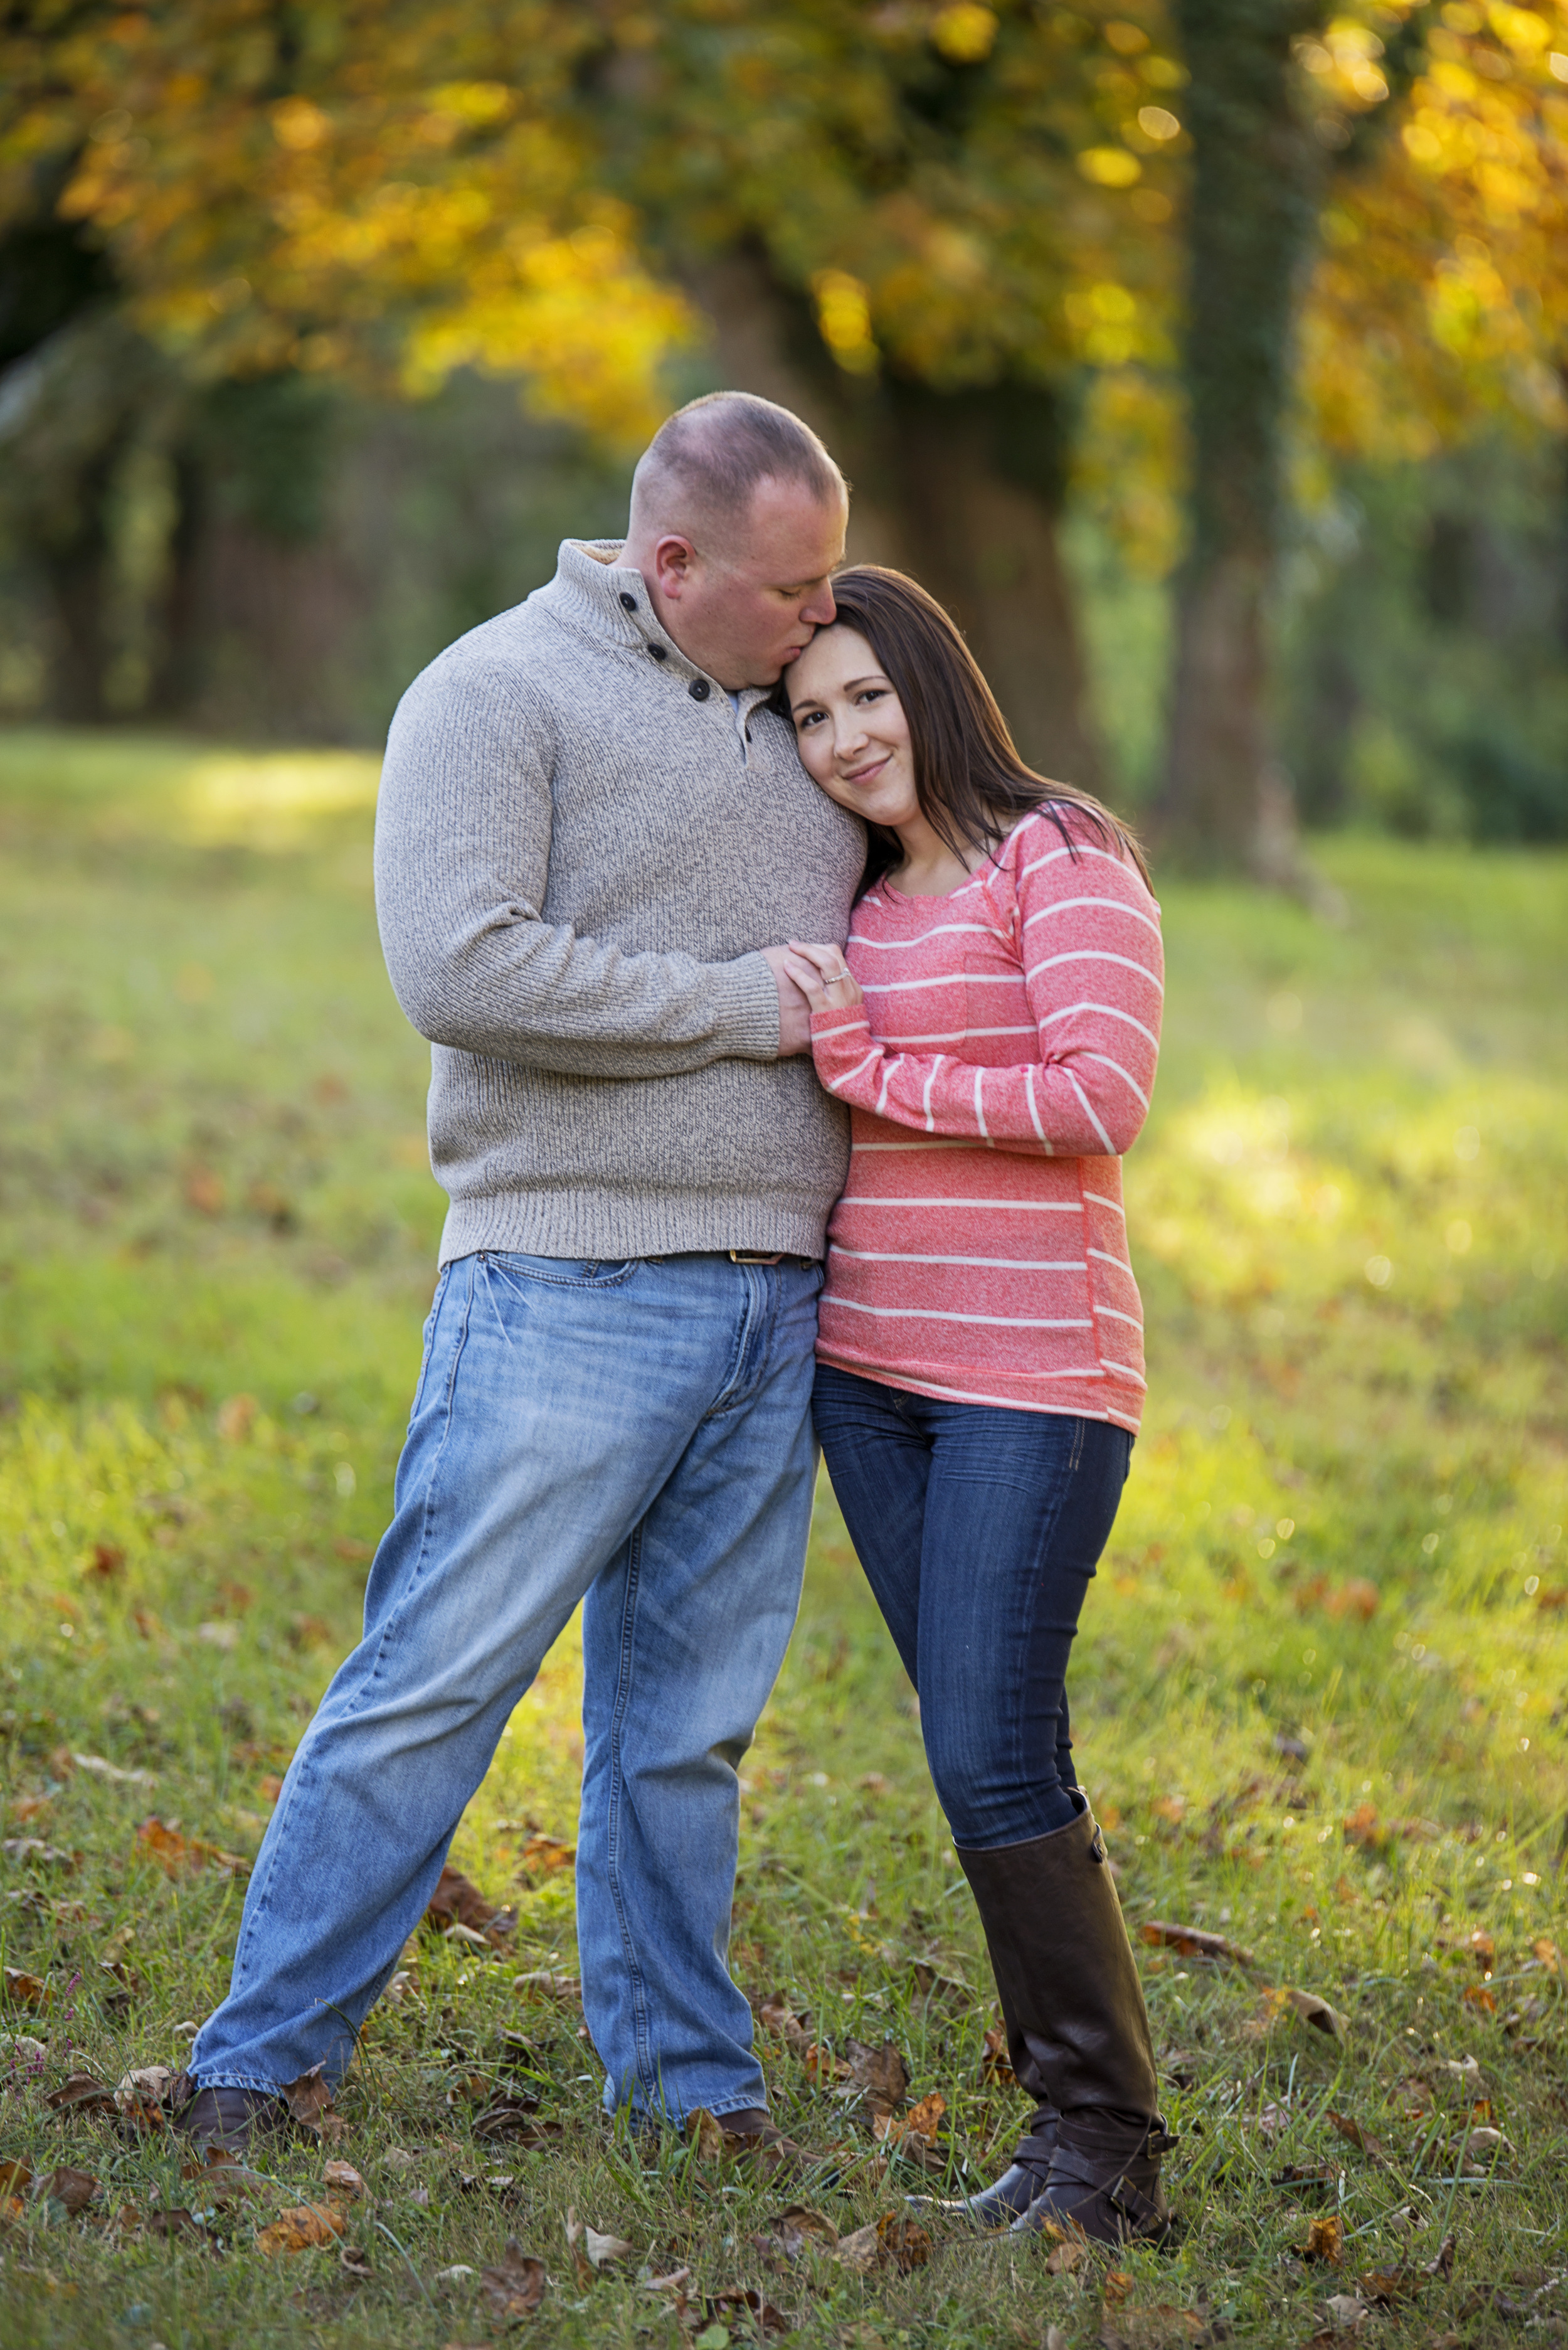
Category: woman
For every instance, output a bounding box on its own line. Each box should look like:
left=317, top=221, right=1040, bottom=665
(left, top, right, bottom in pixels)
left=779, top=568, right=1171, bottom=2245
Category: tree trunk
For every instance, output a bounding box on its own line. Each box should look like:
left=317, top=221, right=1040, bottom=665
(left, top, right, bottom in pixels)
left=38, top=433, right=125, bottom=722
left=1152, top=0, right=1318, bottom=873
left=691, top=253, right=1104, bottom=791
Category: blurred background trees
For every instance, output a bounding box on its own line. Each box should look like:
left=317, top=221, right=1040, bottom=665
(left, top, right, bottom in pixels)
left=2, top=0, right=1565, bottom=861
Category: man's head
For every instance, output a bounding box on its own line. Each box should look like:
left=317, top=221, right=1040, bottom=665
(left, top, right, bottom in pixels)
left=621, top=391, right=847, bottom=691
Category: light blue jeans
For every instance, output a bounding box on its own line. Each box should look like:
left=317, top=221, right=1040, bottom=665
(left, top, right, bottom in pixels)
left=191, top=1249, right=823, bottom=2124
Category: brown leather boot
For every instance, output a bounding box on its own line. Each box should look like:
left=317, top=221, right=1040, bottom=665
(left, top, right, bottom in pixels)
left=956, top=1795, right=1175, bottom=2246
left=170, top=2071, right=289, bottom=2157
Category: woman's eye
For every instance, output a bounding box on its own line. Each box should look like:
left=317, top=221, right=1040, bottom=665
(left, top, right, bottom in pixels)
left=857, top=689, right=886, bottom=706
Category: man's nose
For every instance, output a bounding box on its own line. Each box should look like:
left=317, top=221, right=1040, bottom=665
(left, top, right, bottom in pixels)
left=800, top=579, right=837, bottom=627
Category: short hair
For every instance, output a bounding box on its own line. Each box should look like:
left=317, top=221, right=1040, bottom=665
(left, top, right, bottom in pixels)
left=629, top=391, right=845, bottom=547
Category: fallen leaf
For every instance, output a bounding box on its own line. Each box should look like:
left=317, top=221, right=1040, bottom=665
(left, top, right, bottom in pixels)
left=1105, top=2307, right=1211, bottom=2346
left=426, top=1863, right=511, bottom=1945
left=1138, top=1922, right=1257, bottom=1967
left=84, top=1543, right=125, bottom=1582
left=1278, top=1987, right=1348, bottom=2038
left=257, top=2201, right=345, bottom=2255
left=1325, top=1580, right=1379, bottom=1623
left=474, top=2092, right=544, bottom=2140
left=842, top=2036, right=910, bottom=2119
left=565, top=2206, right=635, bottom=2272
left=518, top=1831, right=575, bottom=1879
left=760, top=2204, right=839, bottom=2261
left=1323, top=2295, right=1369, bottom=2330
left=322, top=2159, right=364, bottom=2199
left=981, top=2023, right=1016, bottom=2085
left=1046, top=2229, right=1091, bottom=2277
left=148, top=2206, right=209, bottom=2245
left=874, top=2089, right=946, bottom=2149
left=704, top=2285, right=790, bottom=2336
left=479, top=2238, right=547, bottom=2321
left=756, top=1991, right=812, bottom=2053
left=0, top=1839, right=77, bottom=1869
left=876, top=2212, right=931, bottom=2272
left=215, top=1391, right=257, bottom=1439
left=72, top=1752, right=156, bottom=1787
left=2, top=1970, right=50, bottom=2009
left=180, top=2154, right=268, bottom=2206
left=0, top=2161, right=33, bottom=2198
left=34, top=2166, right=103, bottom=2217
left=1326, top=2111, right=1387, bottom=2161
left=280, top=2063, right=347, bottom=2145
left=510, top=1969, right=581, bottom=2004
left=1357, top=2265, right=1419, bottom=2307
left=1468, top=1929, right=1495, bottom=1975
left=1424, top=2234, right=1456, bottom=2281
left=909, top=1960, right=970, bottom=2011
left=134, top=1818, right=248, bottom=1878
left=45, top=2073, right=117, bottom=2118
left=1104, top=2269, right=1135, bottom=2307
left=1304, top=2215, right=1343, bottom=2265
left=681, top=2106, right=724, bottom=2161
left=1272, top=2161, right=1342, bottom=2189
left=339, top=2242, right=373, bottom=2277
left=835, top=2221, right=884, bottom=2274
left=1341, top=1805, right=1385, bottom=1851
left=1531, top=1937, right=1561, bottom=1974
left=433, top=2264, right=477, bottom=2284
left=1461, top=1984, right=1497, bottom=2015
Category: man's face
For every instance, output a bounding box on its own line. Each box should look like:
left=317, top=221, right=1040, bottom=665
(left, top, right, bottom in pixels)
left=645, top=477, right=847, bottom=691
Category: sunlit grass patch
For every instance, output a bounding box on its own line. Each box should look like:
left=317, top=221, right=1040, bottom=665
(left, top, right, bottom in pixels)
left=1, top=730, right=1565, bottom=2344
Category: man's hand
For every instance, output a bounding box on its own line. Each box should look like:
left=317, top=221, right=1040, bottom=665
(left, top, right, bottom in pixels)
left=760, top=944, right=815, bottom=1058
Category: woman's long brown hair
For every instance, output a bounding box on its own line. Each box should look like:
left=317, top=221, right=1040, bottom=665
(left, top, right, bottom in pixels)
left=783, top=565, right=1152, bottom=896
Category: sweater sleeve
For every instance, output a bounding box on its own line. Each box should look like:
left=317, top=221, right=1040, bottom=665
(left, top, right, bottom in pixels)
left=808, top=829, right=1163, bottom=1156
left=374, top=656, right=780, bottom=1079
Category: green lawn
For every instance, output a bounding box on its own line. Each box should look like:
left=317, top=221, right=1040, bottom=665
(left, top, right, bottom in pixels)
left=1, top=725, right=1565, bottom=2348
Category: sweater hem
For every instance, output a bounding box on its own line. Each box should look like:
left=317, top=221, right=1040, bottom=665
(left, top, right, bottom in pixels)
left=813, top=1344, right=1143, bottom=1433
left=438, top=1194, right=830, bottom=1268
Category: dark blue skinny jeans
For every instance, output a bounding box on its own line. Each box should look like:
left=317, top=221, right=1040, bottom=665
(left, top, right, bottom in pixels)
left=813, top=1364, right=1132, bottom=1849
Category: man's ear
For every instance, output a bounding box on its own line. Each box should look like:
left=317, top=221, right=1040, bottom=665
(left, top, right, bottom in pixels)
left=651, top=533, right=697, bottom=600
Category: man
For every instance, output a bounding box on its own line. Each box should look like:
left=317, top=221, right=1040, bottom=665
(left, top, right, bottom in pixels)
left=176, top=391, right=862, bottom=2153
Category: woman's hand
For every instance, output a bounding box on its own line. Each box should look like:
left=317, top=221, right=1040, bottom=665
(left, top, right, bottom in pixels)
left=783, top=940, right=864, bottom=1015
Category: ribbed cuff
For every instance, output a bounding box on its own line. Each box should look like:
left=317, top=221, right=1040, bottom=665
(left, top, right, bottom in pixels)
left=710, top=952, right=783, bottom=1061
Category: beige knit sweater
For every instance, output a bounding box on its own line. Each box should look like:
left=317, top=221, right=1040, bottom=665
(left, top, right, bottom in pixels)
left=374, top=539, right=866, bottom=1265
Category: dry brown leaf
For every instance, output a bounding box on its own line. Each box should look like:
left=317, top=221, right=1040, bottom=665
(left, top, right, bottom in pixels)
left=0, top=2161, right=33, bottom=2197
left=1325, top=1580, right=1379, bottom=1622
left=909, top=1960, right=970, bottom=2011
left=1138, top=1922, right=1257, bottom=1968
left=322, top=2159, right=364, bottom=2199
left=2, top=1969, right=50, bottom=2009
left=1357, top=2265, right=1419, bottom=2307
left=763, top=2204, right=839, bottom=2260
left=479, top=2238, right=547, bottom=2321
left=216, top=1393, right=258, bottom=1440
left=1046, top=2229, right=1091, bottom=2276
left=179, top=2153, right=269, bottom=2206
left=1462, top=1984, right=1498, bottom=2015
left=34, top=2166, right=102, bottom=2216
left=1104, top=2268, right=1135, bottom=2307
left=134, top=1818, right=248, bottom=1878
left=518, top=1831, right=575, bottom=1879
left=45, top=2072, right=117, bottom=2118
left=564, top=2206, right=635, bottom=2273
left=1531, top=1937, right=1561, bottom=1973
left=280, top=2062, right=347, bottom=2145
left=704, top=2285, right=790, bottom=2337
left=687, top=2107, right=728, bottom=2161
left=1326, top=2110, right=1387, bottom=2161
left=1276, top=1987, right=1348, bottom=2038
left=981, top=2023, right=1016, bottom=2085
left=877, top=2213, right=931, bottom=2272
left=1341, top=1804, right=1385, bottom=1851
left=1304, top=2215, right=1344, bottom=2265
left=255, top=2201, right=346, bottom=2255
left=756, top=1991, right=812, bottom=2053
left=1468, top=1929, right=1496, bottom=1975
left=1107, top=2307, right=1210, bottom=2346
left=834, top=2221, right=884, bottom=2274
left=874, top=2089, right=946, bottom=2148
left=148, top=2206, right=208, bottom=2245
left=843, top=2036, right=910, bottom=2118
left=510, top=1969, right=580, bottom=2004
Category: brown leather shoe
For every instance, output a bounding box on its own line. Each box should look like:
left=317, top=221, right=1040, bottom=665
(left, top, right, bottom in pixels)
left=171, top=2073, right=289, bottom=2157
left=956, top=1797, right=1175, bottom=2247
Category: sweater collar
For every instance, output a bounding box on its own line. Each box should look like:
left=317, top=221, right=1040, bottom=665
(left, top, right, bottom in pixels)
left=540, top=538, right=778, bottom=720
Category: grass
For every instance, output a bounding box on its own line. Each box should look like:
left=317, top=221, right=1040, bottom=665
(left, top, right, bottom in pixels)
left=0, top=721, right=1565, bottom=2349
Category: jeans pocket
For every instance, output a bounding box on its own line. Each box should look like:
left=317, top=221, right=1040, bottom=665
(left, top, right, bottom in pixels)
left=408, top=1266, right=452, bottom=1419
left=484, top=1252, right=642, bottom=1295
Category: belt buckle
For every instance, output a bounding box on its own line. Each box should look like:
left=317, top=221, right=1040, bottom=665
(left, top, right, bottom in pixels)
left=729, top=1249, right=783, bottom=1265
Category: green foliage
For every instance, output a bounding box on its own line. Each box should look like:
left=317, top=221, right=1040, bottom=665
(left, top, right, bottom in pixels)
left=1, top=736, right=1565, bottom=2344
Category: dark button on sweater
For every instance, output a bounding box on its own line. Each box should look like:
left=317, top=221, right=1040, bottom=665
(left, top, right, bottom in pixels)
left=689, top=679, right=711, bottom=702
left=618, top=591, right=637, bottom=611
left=649, top=644, right=667, bottom=661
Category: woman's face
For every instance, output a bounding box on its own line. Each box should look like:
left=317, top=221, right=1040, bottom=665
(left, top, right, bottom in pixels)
left=787, top=624, right=919, bottom=831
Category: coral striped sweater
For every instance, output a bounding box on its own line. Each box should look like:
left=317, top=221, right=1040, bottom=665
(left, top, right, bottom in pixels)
left=808, top=807, right=1163, bottom=1430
